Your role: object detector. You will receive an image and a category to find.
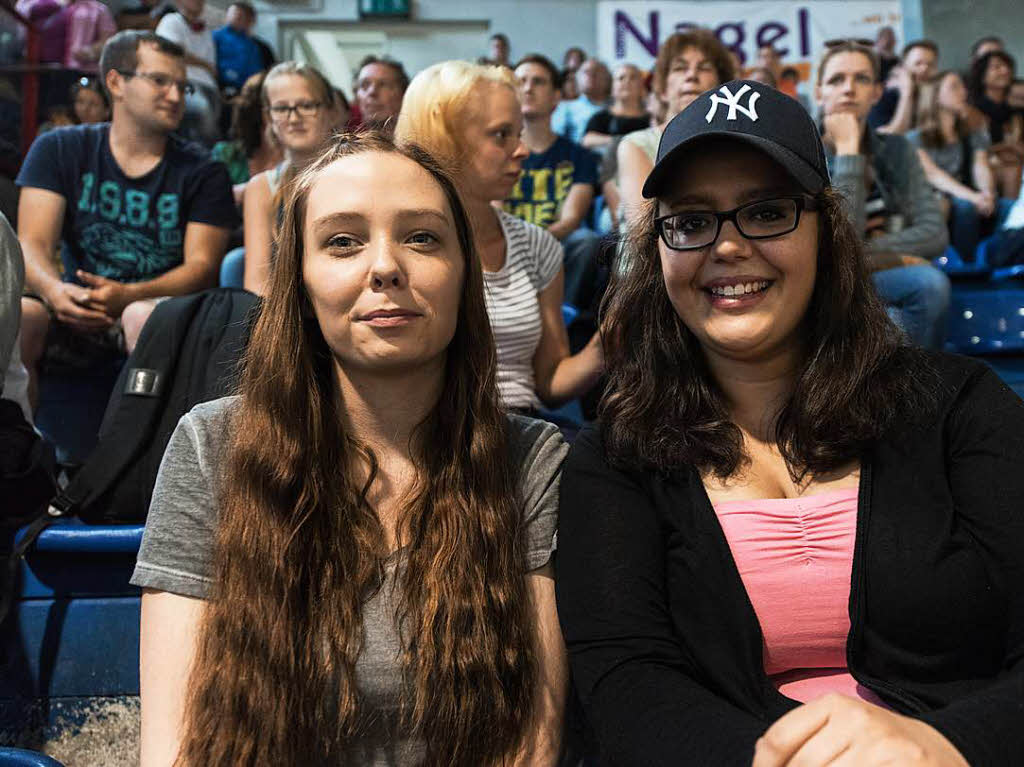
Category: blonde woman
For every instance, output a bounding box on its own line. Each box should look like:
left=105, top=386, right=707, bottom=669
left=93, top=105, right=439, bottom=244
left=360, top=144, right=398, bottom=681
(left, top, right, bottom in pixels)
left=395, top=61, right=602, bottom=416
left=242, top=61, right=339, bottom=295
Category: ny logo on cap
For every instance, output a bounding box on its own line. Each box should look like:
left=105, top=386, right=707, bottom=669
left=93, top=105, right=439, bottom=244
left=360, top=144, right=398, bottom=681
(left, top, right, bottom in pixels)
left=705, top=84, right=761, bottom=124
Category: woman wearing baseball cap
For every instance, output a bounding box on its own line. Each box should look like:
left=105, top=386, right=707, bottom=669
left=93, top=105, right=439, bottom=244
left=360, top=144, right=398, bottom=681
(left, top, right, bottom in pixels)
left=557, top=79, right=1023, bottom=766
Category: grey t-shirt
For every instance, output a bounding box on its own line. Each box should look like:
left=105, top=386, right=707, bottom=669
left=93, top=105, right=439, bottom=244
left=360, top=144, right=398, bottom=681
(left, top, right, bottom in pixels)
left=907, top=127, right=991, bottom=184
left=130, top=395, right=568, bottom=765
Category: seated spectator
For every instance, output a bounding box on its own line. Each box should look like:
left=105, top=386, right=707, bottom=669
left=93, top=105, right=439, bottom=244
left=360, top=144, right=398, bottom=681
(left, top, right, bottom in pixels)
left=352, top=54, right=407, bottom=134
left=747, top=66, right=777, bottom=88
left=560, top=67, right=579, bottom=101
left=755, top=43, right=782, bottom=83
left=212, top=1, right=262, bottom=93
left=243, top=62, right=338, bottom=295
left=16, top=31, right=237, bottom=409
left=581, top=63, right=649, bottom=150
left=969, top=35, right=1004, bottom=65
left=134, top=132, right=568, bottom=766
left=155, top=0, right=220, bottom=146
left=563, top=45, right=585, bottom=72
left=1010, top=77, right=1024, bottom=110
left=987, top=166, right=1024, bottom=266
left=115, top=0, right=159, bottom=31
left=874, top=25, right=900, bottom=81
left=485, top=32, right=511, bottom=68
left=63, top=0, right=117, bottom=75
left=551, top=57, right=610, bottom=144
left=968, top=50, right=1024, bottom=199
left=70, top=75, right=111, bottom=123
left=505, top=54, right=602, bottom=308
left=211, top=71, right=282, bottom=205
left=817, top=41, right=950, bottom=349
left=558, top=79, right=1024, bottom=767
left=617, top=28, right=735, bottom=231
left=868, top=39, right=939, bottom=134
left=908, top=70, right=1009, bottom=259
left=396, top=60, right=603, bottom=414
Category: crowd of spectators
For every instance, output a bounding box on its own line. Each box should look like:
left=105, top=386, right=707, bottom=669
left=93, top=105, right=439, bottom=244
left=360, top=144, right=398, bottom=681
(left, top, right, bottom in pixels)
left=1, top=12, right=1024, bottom=764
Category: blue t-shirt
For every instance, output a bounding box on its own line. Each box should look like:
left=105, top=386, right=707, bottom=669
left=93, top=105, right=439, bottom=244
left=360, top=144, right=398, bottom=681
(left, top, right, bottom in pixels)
left=212, top=26, right=263, bottom=90
left=503, top=136, right=599, bottom=229
left=16, top=123, right=238, bottom=284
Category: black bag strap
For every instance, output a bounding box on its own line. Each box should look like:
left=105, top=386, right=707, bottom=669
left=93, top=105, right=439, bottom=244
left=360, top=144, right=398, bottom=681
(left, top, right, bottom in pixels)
left=0, top=505, right=65, bottom=627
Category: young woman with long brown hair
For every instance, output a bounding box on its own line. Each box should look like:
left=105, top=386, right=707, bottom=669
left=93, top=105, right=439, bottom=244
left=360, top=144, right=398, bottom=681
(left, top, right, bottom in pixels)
left=558, top=81, right=1024, bottom=765
left=132, top=132, right=568, bottom=766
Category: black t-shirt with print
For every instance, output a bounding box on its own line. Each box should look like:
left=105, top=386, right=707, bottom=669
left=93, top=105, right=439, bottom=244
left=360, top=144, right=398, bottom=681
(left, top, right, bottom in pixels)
left=584, top=110, right=651, bottom=138
left=17, top=123, right=238, bottom=284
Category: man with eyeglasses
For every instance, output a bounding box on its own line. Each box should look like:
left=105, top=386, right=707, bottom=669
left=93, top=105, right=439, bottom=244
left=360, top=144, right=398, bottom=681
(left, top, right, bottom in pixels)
left=15, top=30, right=237, bottom=410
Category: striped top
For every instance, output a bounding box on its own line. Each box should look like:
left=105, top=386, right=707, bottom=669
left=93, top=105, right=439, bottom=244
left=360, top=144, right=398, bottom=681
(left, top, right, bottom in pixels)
left=484, top=211, right=564, bottom=411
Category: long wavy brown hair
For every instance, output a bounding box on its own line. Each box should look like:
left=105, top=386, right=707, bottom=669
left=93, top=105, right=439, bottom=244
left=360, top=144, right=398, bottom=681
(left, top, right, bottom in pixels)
left=601, top=185, right=935, bottom=481
left=176, top=132, right=537, bottom=766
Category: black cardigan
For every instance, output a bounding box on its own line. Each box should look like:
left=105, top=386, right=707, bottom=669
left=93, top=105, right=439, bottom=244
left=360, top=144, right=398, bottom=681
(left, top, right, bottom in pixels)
left=556, top=353, right=1024, bottom=766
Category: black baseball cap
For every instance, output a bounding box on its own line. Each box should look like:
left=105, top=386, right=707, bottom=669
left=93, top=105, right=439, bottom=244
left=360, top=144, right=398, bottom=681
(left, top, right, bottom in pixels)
left=642, top=79, right=830, bottom=199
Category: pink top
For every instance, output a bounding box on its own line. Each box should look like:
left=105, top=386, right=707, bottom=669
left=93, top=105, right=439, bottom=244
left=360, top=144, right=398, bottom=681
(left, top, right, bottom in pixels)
left=63, top=0, right=116, bottom=73
left=713, top=487, right=888, bottom=707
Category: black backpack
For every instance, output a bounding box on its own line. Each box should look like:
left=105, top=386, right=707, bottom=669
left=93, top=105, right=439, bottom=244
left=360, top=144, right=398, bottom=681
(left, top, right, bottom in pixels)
left=51, top=287, right=261, bottom=522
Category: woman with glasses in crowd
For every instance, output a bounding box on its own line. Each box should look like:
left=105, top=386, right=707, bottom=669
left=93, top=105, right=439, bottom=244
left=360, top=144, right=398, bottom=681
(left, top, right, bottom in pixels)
left=395, top=61, right=603, bottom=420
left=134, top=132, right=568, bottom=766
left=616, top=28, right=735, bottom=231
left=243, top=61, right=339, bottom=295
left=558, top=80, right=1024, bottom=766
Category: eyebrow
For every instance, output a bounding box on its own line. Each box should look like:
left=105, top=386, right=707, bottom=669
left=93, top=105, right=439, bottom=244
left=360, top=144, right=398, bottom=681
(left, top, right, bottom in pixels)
left=662, top=186, right=799, bottom=209
left=310, top=208, right=450, bottom=230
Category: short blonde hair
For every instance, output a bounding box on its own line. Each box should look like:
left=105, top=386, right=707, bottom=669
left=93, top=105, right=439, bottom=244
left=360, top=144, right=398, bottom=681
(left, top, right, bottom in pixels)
left=395, top=60, right=517, bottom=173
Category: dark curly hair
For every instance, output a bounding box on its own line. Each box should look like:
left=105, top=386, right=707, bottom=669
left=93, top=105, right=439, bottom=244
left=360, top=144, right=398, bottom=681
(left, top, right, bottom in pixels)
left=599, top=173, right=935, bottom=481
left=967, top=50, right=1016, bottom=105
left=652, top=28, right=736, bottom=99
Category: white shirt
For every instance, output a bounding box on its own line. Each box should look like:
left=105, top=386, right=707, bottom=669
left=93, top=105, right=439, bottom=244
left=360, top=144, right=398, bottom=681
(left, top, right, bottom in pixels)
left=155, top=12, right=217, bottom=90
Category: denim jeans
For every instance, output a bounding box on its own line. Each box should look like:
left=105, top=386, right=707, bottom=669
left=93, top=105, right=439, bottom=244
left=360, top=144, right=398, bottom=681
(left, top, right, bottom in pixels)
left=561, top=227, right=602, bottom=308
left=872, top=264, right=951, bottom=349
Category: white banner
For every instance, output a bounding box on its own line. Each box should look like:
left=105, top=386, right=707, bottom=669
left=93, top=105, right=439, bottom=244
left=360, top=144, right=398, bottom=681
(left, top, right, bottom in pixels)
left=597, top=1, right=902, bottom=85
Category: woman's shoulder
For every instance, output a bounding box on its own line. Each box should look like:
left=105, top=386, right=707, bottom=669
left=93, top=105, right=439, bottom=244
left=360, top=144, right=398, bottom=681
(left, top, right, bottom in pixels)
left=506, top=413, right=568, bottom=468
left=498, top=210, right=562, bottom=257
left=177, top=396, right=240, bottom=458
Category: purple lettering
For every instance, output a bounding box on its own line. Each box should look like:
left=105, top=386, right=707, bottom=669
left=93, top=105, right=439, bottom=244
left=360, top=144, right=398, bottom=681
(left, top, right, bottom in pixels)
left=615, top=10, right=659, bottom=58
left=798, top=8, right=810, bottom=57
left=715, top=22, right=746, bottom=64
left=756, top=22, right=789, bottom=58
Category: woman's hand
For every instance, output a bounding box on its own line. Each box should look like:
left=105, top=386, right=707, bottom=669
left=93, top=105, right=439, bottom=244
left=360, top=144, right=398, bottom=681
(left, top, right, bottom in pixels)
left=751, top=694, right=968, bottom=767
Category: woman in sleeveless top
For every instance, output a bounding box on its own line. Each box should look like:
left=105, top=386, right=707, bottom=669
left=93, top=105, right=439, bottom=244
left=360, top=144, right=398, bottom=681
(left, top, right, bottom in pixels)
left=558, top=81, right=1023, bottom=766
left=395, top=61, right=603, bottom=416
left=135, top=133, right=568, bottom=766
left=616, top=29, right=735, bottom=233
left=243, top=61, right=339, bottom=295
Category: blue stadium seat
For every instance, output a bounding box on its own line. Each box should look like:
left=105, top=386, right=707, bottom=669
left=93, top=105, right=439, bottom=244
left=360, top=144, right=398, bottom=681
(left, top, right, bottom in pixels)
left=561, top=303, right=578, bottom=327
left=220, top=246, right=246, bottom=289
left=0, top=749, right=66, bottom=767
left=934, top=245, right=990, bottom=279
left=945, top=284, right=1024, bottom=354
left=2, top=519, right=144, bottom=726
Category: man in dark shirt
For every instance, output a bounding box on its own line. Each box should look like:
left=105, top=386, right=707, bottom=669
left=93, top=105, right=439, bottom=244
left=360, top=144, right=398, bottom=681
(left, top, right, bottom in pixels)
left=505, top=54, right=602, bottom=308
left=868, top=39, right=939, bottom=133
left=16, top=30, right=237, bottom=407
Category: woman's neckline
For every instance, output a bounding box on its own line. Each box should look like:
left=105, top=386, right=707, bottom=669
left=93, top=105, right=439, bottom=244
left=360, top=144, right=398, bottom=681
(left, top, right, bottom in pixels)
left=711, top=485, right=859, bottom=509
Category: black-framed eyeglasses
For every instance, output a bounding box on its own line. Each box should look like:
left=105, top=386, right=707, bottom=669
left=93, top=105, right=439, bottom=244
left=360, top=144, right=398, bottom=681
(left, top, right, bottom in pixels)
left=268, top=101, right=323, bottom=120
left=655, top=196, right=819, bottom=251
left=116, top=69, right=195, bottom=96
